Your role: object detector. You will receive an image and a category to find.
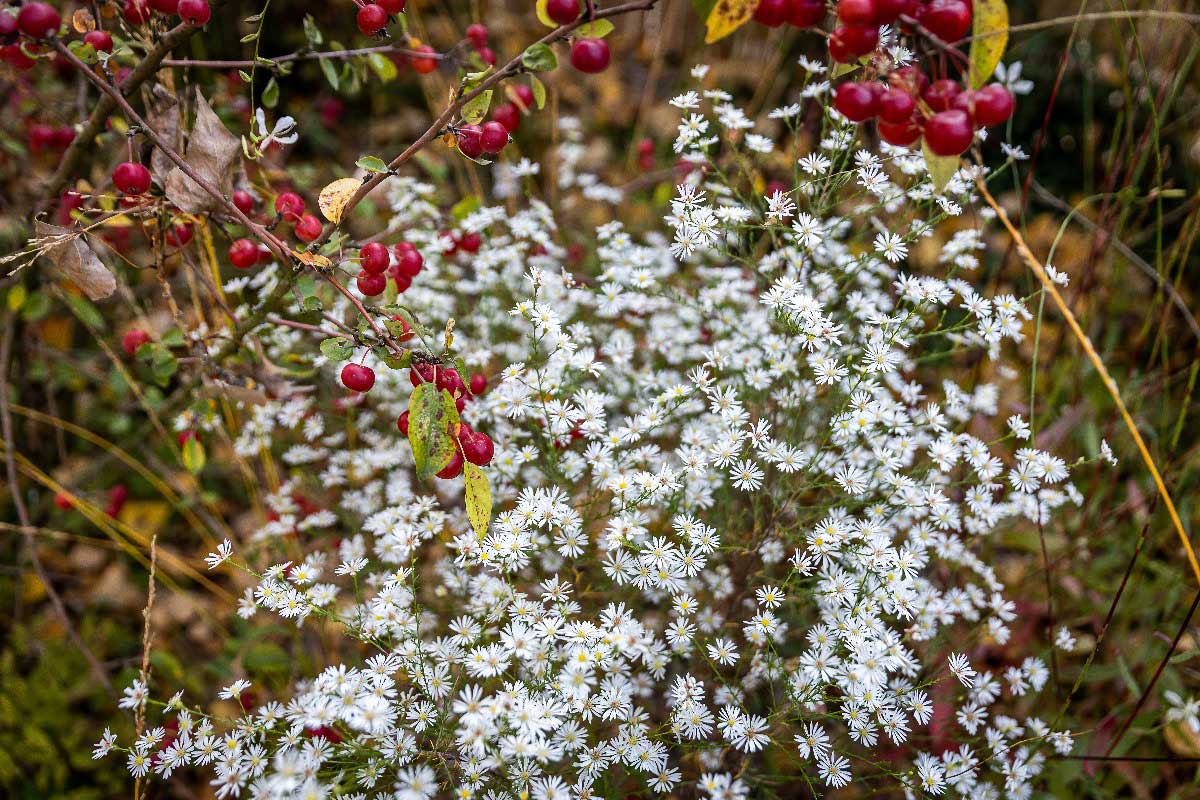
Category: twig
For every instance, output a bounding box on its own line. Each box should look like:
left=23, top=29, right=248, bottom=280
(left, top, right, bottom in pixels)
left=162, top=42, right=447, bottom=71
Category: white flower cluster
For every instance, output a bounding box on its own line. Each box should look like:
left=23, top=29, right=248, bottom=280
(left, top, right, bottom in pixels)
left=107, top=71, right=1089, bottom=800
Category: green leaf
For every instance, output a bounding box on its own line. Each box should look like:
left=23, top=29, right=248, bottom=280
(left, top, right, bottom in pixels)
left=303, top=14, right=323, bottom=47
left=150, top=346, right=178, bottom=387
left=244, top=642, right=291, bottom=674
left=240, top=31, right=260, bottom=43
left=356, top=155, right=389, bottom=173
left=922, top=140, right=960, bottom=194
left=521, top=43, right=557, bottom=73
left=320, top=57, right=340, bottom=90
left=463, top=463, right=492, bottom=539
left=182, top=436, right=206, bottom=474
left=367, top=52, right=398, bottom=82
left=529, top=75, right=547, bottom=110
left=451, top=195, right=481, bottom=221
left=63, top=294, right=105, bottom=332
left=460, top=90, right=493, bottom=125
left=320, top=337, right=355, bottom=361
left=382, top=350, right=413, bottom=370
left=160, top=326, right=186, bottom=348
left=261, top=77, right=279, bottom=108
left=20, top=291, right=50, bottom=322
left=408, top=382, right=457, bottom=479
left=968, top=0, right=1008, bottom=89
left=238, top=70, right=252, bottom=83
left=575, top=19, right=615, bottom=37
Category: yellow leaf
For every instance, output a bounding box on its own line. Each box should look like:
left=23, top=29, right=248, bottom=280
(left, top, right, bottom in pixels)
left=118, top=500, right=171, bottom=537
left=535, top=0, right=557, bottom=28
left=968, top=0, right=1008, bottom=89
left=293, top=250, right=333, bottom=269
left=705, top=0, right=759, bottom=44
left=463, top=462, right=492, bottom=540
left=317, top=177, right=361, bottom=224
left=182, top=436, right=206, bottom=474
left=922, top=140, right=960, bottom=194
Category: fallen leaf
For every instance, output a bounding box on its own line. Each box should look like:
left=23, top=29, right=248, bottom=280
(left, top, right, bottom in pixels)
left=163, top=90, right=242, bottom=214
left=34, top=222, right=115, bottom=300
left=317, top=177, right=360, bottom=224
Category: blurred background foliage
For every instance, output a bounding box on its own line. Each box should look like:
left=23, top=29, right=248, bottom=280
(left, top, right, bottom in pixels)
left=2, top=0, right=1200, bottom=797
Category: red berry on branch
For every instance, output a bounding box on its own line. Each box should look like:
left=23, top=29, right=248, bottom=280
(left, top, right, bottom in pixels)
left=360, top=242, right=390, bottom=275
left=877, top=118, right=921, bottom=147
left=458, top=232, right=481, bottom=254
left=457, top=125, right=484, bottom=159
left=166, top=223, right=193, bottom=247
left=294, top=213, right=323, bottom=242
left=409, top=363, right=435, bottom=386
left=838, top=24, right=879, bottom=56
left=460, top=430, right=495, bottom=466
left=833, top=82, right=879, bottom=122
left=123, top=0, right=152, bottom=24
left=1, top=44, right=35, bottom=71
left=148, top=0, right=178, bottom=12
left=391, top=315, right=414, bottom=342
left=492, top=103, right=521, bottom=133
left=922, top=79, right=961, bottom=111
left=921, top=0, right=971, bottom=42
left=377, top=0, right=406, bottom=13
left=877, top=88, right=916, bottom=124
left=477, top=46, right=496, bottom=66
left=341, top=363, right=376, bottom=393
left=787, top=0, right=825, bottom=27
left=54, top=492, right=72, bottom=510
left=232, top=189, right=256, bottom=215
left=973, top=84, right=1015, bottom=127
left=83, top=30, right=114, bottom=53
left=356, top=272, right=387, bottom=296
left=394, top=274, right=412, bottom=293
left=436, top=449, right=464, bottom=479
left=511, top=84, right=535, bottom=110
left=570, top=38, right=609, bottom=74
left=17, top=2, right=60, bottom=39
left=466, top=23, right=488, bottom=48
left=480, top=121, right=509, bottom=153
left=396, top=410, right=410, bottom=435
left=836, top=0, right=875, bottom=26
left=113, top=161, right=152, bottom=195
left=178, top=0, right=210, bottom=26
left=122, top=329, right=151, bottom=356
left=274, top=191, right=305, bottom=221
left=469, top=373, right=487, bottom=395
left=873, top=0, right=909, bottom=24
left=410, top=44, right=437, bottom=73
left=357, top=3, right=388, bottom=35
left=229, top=238, right=259, bottom=269
left=0, top=10, right=18, bottom=37
left=545, top=0, right=580, bottom=25
left=924, top=109, right=974, bottom=156
left=395, top=247, right=423, bottom=278
left=753, top=0, right=788, bottom=27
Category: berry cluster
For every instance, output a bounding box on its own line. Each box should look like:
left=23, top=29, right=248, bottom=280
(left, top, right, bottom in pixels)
left=124, top=0, right=212, bottom=27
left=354, top=0, right=405, bottom=36
left=354, top=240, right=425, bottom=297
left=465, top=22, right=496, bottom=66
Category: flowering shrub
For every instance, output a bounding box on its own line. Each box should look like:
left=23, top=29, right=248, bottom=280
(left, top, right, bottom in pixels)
left=9, top=0, right=1195, bottom=798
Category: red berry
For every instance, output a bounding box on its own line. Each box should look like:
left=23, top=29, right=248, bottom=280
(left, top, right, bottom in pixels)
left=357, top=272, right=387, bottom=296
left=232, top=189, right=255, bottom=215
left=921, top=0, right=971, bottom=42
left=480, top=121, right=508, bottom=153
left=878, top=118, right=921, bottom=146
left=922, top=79, right=961, bottom=111
left=569, top=38, right=609, bottom=74
left=469, top=373, right=487, bottom=395
left=341, top=363, right=376, bottom=393
left=394, top=274, right=412, bottom=293
left=177, top=429, right=197, bottom=446
left=877, top=88, right=916, bottom=124
left=166, top=223, right=193, bottom=247
left=106, top=484, right=128, bottom=518
left=924, top=109, right=974, bottom=156
left=177, top=0, right=210, bottom=25
left=397, top=410, right=410, bottom=435
left=477, top=46, right=496, bottom=66
left=1, top=44, right=36, bottom=71
left=294, top=213, right=322, bottom=243
left=410, top=44, right=437, bottom=73
left=357, top=4, right=388, bottom=35
left=873, top=0, right=909, bottom=24
left=122, top=329, right=151, bottom=356
left=753, top=0, right=788, bottom=26
left=492, top=103, right=521, bottom=133
left=511, top=84, right=535, bottom=110
left=460, top=430, right=495, bottom=466
left=838, top=24, right=879, bottom=56
left=274, top=191, right=305, bottom=221
left=833, top=82, right=878, bottom=122
left=360, top=242, right=390, bottom=274
left=973, top=84, right=1015, bottom=127
left=545, top=0, right=579, bottom=25
left=0, top=10, right=17, bottom=36
left=54, top=492, right=72, bottom=510
left=457, top=124, right=483, bottom=159
left=410, top=363, right=435, bottom=386
left=836, top=0, right=875, bottom=26
left=458, top=232, right=481, bottom=254
left=229, top=238, right=259, bottom=269
left=113, top=162, right=152, bottom=195
left=436, top=449, right=464, bottom=479
left=787, top=0, right=825, bottom=26
left=377, top=0, right=406, bottom=12
left=148, top=0, right=178, bottom=12
left=391, top=315, right=414, bottom=342
left=17, top=2, right=60, bottom=39
left=83, top=30, right=114, bottom=53
left=395, top=247, right=423, bottom=277
left=123, top=0, right=151, bottom=24
left=466, top=23, right=488, bottom=48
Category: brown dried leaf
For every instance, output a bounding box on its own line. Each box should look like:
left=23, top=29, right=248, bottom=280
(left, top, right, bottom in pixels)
left=164, top=90, right=242, bottom=214
left=71, top=8, right=95, bottom=32
left=33, top=222, right=115, bottom=300
left=293, top=250, right=332, bottom=269
left=146, top=85, right=182, bottom=184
